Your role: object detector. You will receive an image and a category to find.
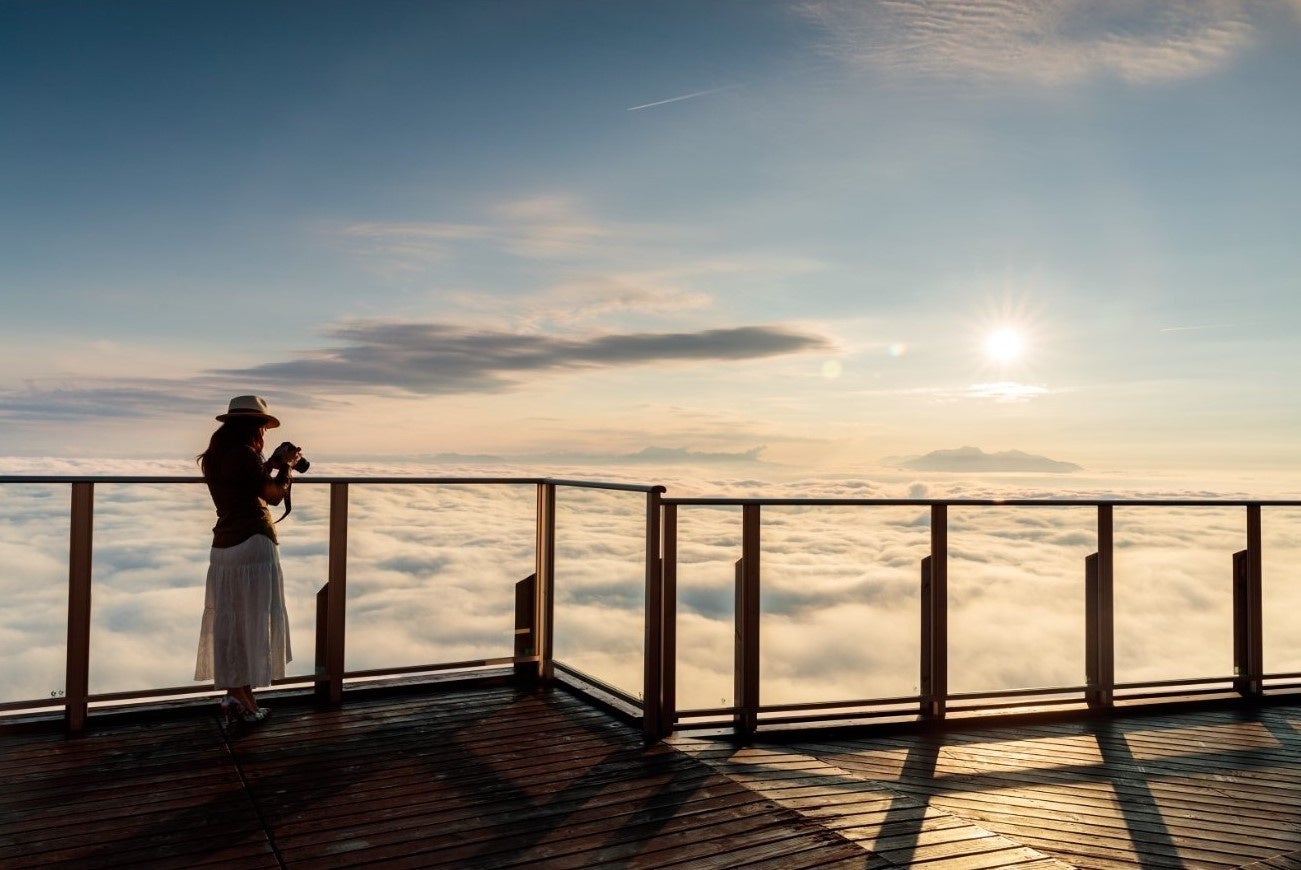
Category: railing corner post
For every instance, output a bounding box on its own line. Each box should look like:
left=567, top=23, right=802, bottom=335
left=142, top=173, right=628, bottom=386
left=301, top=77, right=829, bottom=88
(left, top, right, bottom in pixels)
left=536, top=482, right=556, bottom=684
left=643, top=486, right=668, bottom=742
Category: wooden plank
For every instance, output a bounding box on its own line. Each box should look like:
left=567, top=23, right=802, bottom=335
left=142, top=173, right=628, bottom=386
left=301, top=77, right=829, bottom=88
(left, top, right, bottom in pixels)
left=808, top=725, right=1301, bottom=804
left=815, top=739, right=1301, bottom=832
left=225, top=688, right=852, bottom=868
left=0, top=720, right=253, bottom=857
left=787, top=717, right=1301, bottom=867
left=5, top=679, right=1301, bottom=870
left=822, top=736, right=1301, bottom=817
left=679, top=741, right=1072, bottom=870
left=1239, top=852, right=1301, bottom=870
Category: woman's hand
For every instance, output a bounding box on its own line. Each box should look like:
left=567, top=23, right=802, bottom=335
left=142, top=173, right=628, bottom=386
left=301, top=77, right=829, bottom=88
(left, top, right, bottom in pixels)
left=281, top=446, right=303, bottom=472
left=267, top=443, right=303, bottom=473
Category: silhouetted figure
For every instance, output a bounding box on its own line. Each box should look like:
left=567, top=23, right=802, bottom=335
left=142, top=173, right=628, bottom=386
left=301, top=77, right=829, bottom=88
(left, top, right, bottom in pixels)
left=194, top=395, right=300, bottom=724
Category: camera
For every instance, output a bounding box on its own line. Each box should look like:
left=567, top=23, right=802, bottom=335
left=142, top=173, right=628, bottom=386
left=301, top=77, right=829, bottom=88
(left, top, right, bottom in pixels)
left=271, top=441, right=310, bottom=473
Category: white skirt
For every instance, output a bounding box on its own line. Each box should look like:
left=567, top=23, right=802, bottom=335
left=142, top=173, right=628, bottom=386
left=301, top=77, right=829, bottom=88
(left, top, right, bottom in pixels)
left=194, top=534, right=292, bottom=688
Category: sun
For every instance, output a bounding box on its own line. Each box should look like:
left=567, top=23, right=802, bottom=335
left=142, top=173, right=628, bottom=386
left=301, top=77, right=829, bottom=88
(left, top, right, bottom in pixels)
left=983, top=327, right=1025, bottom=365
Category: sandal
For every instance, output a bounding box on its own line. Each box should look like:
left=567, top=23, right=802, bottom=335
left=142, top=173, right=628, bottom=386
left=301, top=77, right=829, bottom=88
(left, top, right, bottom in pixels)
left=239, top=706, right=270, bottom=724
left=219, top=696, right=243, bottom=724
left=219, top=696, right=270, bottom=725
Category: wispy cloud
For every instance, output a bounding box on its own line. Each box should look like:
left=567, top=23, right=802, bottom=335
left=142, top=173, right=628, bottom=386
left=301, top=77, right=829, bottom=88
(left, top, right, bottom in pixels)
left=0, top=382, right=215, bottom=423
left=965, top=381, right=1052, bottom=402
left=338, top=221, right=489, bottom=272
left=335, top=195, right=633, bottom=272
left=487, top=195, right=622, bottom=259
left=451, top=275, right=714, bottom=330
left=799, top=0, right=1259, bottom=85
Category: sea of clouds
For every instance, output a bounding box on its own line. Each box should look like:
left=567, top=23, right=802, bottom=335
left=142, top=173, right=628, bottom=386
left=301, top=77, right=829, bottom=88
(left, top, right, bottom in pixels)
left=2, top=456, right=1299, bottom=713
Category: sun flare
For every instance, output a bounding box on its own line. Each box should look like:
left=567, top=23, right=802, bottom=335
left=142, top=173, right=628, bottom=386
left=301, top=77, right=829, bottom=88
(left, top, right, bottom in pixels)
left=983, top=327, right=1025, bottom=364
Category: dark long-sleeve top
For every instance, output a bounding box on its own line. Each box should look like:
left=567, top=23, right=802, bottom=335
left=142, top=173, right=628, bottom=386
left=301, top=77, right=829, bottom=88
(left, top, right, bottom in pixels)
left=205, top=445, right=290, bottom=548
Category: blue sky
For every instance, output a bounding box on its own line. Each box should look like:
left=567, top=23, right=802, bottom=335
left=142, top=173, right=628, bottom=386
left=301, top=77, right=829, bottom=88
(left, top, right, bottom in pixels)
left=3, top=0, right=1300, bottom=484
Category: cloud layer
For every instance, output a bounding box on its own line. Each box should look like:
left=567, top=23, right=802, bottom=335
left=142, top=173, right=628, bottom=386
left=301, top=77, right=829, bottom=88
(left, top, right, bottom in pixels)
left=5, top=467, right=1298, bottom=717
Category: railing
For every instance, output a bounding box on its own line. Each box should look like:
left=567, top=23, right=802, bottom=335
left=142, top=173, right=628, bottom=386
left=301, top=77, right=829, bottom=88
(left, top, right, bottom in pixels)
left=0, top=475, right=663, bottom=736
left=3, top=476, right=1300, bottom=741
left=653, top=497, right=1301, bottom=738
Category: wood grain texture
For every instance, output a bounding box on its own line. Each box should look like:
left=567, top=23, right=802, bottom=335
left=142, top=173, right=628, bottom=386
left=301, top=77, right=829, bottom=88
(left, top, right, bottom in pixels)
left=3, top=686, right=1299, bottom=868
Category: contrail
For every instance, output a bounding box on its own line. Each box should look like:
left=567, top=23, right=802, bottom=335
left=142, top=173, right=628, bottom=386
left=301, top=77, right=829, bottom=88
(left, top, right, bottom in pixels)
left=626, top=85, right=737, bottom=112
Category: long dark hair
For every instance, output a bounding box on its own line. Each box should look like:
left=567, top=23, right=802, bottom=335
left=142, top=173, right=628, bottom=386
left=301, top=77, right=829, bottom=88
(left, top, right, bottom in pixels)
left=197, top=419, right=266, bottom=479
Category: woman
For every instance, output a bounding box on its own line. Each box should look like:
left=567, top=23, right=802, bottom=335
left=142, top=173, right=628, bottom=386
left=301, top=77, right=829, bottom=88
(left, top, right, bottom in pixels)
left=194, top=395, right=301, bottom=724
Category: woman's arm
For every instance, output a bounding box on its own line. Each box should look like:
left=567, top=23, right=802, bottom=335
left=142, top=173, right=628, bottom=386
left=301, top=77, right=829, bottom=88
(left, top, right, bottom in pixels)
left=261, top=469, right=291, bottom=506
left=260, top=445, right=302, bottom=506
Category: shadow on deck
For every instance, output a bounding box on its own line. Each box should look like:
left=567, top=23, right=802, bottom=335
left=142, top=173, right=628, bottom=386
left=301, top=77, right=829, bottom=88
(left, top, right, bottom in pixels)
left=3, top=683, right=1300, bottom=869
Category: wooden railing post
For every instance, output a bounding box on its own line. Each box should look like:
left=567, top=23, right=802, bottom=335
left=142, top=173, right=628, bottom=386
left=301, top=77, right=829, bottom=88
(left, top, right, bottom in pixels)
left=322, top=482, right=348, bottom=704
left=1233, top=505, right=1263, bottom=696
left=734, top=504, right=761, bottom=737
left=643, top=486, right=666, bottom=741
left=920, top=554, right=933, bottom=716
left=514, top=573, right=539, bottom=682
left=1085, top=552, right=1100, bottom=707
left=659, top=502, right=678, bottom=740
left=314, top=583, right=330, bottom=701
left=536, top=482, right=556, bottom=683
left=65, top=482, right=94, bottom=733
left=1085, top=505, right=1115, bottom=710
left=920, top=505, right=947, bottom=720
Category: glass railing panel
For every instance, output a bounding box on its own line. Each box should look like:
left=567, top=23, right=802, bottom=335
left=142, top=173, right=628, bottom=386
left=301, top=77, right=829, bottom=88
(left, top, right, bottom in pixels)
left=674, top=505, right=740, bottom=711
left=947, top=506, right=1093, bottom=695
left=344, top=483, right=534, bottom=674
left=0, top=484, right=71, bottom=705
left=760, top=505, right=926, bottom=706
left=1262, top=507, right=1301, bottom=676
left=264, top=482, right=330, bottom=681
left=552, top=486, right=647, bottom=702
left=1113, top=507, right=1238, bottom=684
left=87, top=482, right=215, bottom=695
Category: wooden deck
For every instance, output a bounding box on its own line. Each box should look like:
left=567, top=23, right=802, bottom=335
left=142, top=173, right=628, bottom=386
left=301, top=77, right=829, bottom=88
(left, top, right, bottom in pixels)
left=2, top=685, right=1299, bottom=868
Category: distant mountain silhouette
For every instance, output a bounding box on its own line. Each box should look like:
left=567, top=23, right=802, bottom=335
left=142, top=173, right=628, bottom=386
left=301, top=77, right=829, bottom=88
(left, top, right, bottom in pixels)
left=885, top=446, right=1082, bottom=473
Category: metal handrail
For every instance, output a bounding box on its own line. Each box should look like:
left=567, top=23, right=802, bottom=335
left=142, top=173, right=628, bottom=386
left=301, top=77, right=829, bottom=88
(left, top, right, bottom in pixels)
left=0, top=475, right=664, bottom=489
left=663, top=496, right=1301, bottom=507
